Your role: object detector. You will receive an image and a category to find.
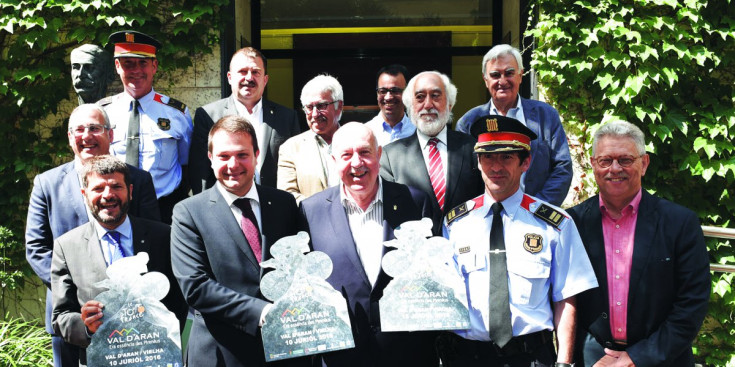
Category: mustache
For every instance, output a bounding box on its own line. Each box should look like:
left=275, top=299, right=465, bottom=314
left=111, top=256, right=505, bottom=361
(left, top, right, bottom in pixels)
left=241, top=80, right=257, bottom=88
left=418, top=108, right=440, bottom=116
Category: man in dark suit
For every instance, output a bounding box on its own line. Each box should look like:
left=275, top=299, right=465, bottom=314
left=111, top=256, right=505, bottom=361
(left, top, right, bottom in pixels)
left=455, top=44, right=572, bottom=207
left=172, top=115, right=306, bottom=366
left=300, top=122, right=439, bottom=366
left=189, top=47, right=300, bottom=193
left=25, top=104, right=160, bottom=367
left=50, top=155, right=186, bottom=366
left=380, top=70, right=482, bottom=227
left=568, top=121, right=710, bottom=366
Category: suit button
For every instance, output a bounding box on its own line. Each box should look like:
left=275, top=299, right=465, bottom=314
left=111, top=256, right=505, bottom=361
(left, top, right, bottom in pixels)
left=601, top=312, right=608, bottom=319
left=605, top=341, right=613, bottom=348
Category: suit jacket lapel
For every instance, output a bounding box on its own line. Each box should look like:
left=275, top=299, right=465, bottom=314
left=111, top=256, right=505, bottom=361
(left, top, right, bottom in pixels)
left=445, top=131, right=465, bottom=210
left=208, top=188, right=260, bottom=269
left=629, top=192, right=656, bottom=304
left=584, top=196, right=609, bottom=299
left=307, top=134, right=328, bottom=188
left=61, top=163, right=89, bottom=222
left=326, top=189, right=371, bottom=287
left=520, top=96, right=540, bottom=171
left=374, top=184, right=402, bottom=293
left=404, top=137, right=434, bottom=196
left=84, top=224, right=111, bottom=278
left=261, top=100, right=275, bottom=155
left=130, top=217, right=151, bottom=256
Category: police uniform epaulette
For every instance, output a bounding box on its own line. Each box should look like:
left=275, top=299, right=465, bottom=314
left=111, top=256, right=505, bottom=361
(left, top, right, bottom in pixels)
left=155, top=94, right=187, bottom=114
left=445, top=196, right=483, bottom=226
left=96, top=96, right=113, bottom=106
left=533, top=203, right=566, bottom=230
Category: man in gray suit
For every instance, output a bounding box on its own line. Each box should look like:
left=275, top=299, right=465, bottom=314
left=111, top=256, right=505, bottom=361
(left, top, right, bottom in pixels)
left=51, top=155, right=186, bottom=366
left=380, top=71, right=483, bottom=227
left=25, top=103, right=159, bottom=367
left=189, top=47, right=300, bottom=193
left=172, top=115, right=306, bottom=366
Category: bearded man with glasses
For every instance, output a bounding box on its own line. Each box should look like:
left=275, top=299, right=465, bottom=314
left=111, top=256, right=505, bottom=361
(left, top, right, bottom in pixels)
left=277, top=74, right=344, bottom=203
left=568, top=120, right=710, bottom=367
left=25, top=103, right=159, bottom=367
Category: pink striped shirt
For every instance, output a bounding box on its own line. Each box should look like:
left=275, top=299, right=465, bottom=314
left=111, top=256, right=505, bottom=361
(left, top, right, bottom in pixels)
left=599, top=189, right=642, bottom=342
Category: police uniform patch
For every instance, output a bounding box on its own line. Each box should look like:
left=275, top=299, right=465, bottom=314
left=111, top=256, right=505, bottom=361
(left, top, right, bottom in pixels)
left=446, top=200, right=476, bottom=226
left=96, top=96, right=113, bottom=106
left=157, top=118, right=171, bottom=131
left=534, top=203, right=565, bottom=229
left=523, top=234, right=543, bottom=253
left=458, top=246, right=471, bottom=254
left=165, top=97, right=187, bottom=114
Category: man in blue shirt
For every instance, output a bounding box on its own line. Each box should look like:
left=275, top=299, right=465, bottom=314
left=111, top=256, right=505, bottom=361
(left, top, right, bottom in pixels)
left=455, top=44, right=572, bottom=207
left=365, top=64, right=416, bottom=146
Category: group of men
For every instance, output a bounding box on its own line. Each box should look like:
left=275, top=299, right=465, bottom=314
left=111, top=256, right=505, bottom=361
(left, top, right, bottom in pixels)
left=26, top=29, right=710, bottom=367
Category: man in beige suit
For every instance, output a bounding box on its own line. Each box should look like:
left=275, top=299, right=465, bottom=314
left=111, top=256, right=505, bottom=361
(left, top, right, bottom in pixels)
left=277, top=74, right=343, bottom=203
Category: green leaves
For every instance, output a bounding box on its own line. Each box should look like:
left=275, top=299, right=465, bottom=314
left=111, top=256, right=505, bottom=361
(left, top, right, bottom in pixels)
left=529, top=0, right=735, bottom=363
left=0, top=0, right=228, bottom=319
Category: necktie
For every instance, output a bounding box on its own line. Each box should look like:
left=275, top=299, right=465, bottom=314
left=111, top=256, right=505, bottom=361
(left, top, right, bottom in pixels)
left=427, top=138, right=446, bottom=210
left=106, top=230, right=126, bottom=264
left=489, top=202, right=512, bottom=347
left=126, top=100, right=140, bottom=167
left=234, top=198, right=262, bottom=262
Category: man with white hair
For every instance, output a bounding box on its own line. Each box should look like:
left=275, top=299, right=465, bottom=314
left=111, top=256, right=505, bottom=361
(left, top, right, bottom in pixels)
left=380, top=70, right=482, bottom=229
left=455, top=44, right=572, bottom=207
left=277, top=74, right=343, bottom=202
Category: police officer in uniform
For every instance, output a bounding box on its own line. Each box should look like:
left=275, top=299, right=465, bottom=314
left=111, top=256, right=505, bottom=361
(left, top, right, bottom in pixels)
left=99, top=30, right=193, bottom=224
left=441, top=115, right=598, bottom=367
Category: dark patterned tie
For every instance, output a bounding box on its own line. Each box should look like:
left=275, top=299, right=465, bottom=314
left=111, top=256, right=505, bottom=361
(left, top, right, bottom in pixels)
left=234, top=198, right=262, bottom=262
left=126, top=100, right=140, bottom=167
left=106, top=230, right=126, bottom=264
left=489, top=202, right=512, bottom=347
left=427, top=138, right=446, bottom=210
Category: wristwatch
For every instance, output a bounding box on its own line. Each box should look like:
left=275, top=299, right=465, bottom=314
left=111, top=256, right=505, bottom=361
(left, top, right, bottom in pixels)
left=555, top=363, right=574, bottom=367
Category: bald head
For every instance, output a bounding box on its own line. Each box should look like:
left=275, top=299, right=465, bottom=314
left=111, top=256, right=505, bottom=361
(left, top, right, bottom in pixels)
left=331, top=122, right=382, bottom=210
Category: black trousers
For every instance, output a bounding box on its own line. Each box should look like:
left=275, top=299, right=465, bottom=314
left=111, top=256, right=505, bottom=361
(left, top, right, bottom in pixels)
left=439, top=331, right=556, bottom=367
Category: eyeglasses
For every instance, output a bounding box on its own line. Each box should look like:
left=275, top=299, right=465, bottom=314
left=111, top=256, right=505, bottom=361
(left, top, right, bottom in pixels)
left=486, top=69, right=518, bottom=80
left=303, top=101, right=339, bottom=113
left=70, top=124, right=108, bottom=136
left=376, top=87, right=404, bottom=96
left=593, top=156, right=641, bottom=168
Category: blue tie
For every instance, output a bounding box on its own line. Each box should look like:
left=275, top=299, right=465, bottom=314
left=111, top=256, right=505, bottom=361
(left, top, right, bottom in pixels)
left=106, top=231, right=126, bottom=264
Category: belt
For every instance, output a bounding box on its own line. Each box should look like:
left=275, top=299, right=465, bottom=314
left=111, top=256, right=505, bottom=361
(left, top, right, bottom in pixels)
left=492, top=330, right=553, bottom=357
left=450, top=330, right=553, bottom=358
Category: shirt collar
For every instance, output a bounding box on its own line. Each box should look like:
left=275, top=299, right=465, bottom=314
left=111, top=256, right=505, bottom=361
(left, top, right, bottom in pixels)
left=340, top=177, right=383, bottom=212
left=93, top=216, right=132, bottom=241
left=481, top=188, right=524, bottom=219
left=216, top=181, right=260, bottom=208
left=123, top=89, right=156, bottom=112
left=599, top=189, right=642, bottom=216
left=490, top=95, right=521, bottom=113
left=233, top=96, right=263, bottom=117
left=380, top=113, right=410, bottom=131
left=416, top=125, right=448, bottom=148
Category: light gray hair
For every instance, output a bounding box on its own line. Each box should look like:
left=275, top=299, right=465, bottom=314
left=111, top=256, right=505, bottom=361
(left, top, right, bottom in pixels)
left=482, top=44, right=524, bottom=76
left=402, top=71, right=457, bottom=113
left=592, top=121, right=647, bottom=156
left=69, top=103, right=112, bottom=129
left=300, top=74, right=344, bottom=121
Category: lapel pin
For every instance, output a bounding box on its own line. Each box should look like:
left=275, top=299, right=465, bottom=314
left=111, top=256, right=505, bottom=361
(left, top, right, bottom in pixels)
left=268, top=201, right=272, bottom=205
left=393, top=205, right=397, bottom=211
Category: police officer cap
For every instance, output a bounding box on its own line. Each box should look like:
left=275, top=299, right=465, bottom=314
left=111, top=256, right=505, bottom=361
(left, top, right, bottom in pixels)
left=469, top=114, right=537, bottom=153
left=109, top=30, right=161, bottom=58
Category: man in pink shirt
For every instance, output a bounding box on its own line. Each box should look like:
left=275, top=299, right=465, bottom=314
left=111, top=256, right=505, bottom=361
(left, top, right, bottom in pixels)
left=568, top=121, right=710, bottom=367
